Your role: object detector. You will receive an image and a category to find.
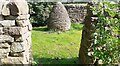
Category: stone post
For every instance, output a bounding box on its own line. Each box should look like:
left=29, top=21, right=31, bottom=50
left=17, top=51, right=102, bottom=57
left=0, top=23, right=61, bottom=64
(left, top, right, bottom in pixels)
left=0, top=0, right=32, bottom=65
left=79, top=3, right=97, bottom=64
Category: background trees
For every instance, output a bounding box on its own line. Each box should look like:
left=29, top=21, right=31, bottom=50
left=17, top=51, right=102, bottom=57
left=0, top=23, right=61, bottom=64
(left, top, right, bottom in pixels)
left=28, top=2, right=53, bottom=26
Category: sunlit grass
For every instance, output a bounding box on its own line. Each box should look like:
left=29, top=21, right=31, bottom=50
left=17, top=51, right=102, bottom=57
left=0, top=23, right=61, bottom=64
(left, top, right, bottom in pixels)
left=32, top=24, right=83, bottom=64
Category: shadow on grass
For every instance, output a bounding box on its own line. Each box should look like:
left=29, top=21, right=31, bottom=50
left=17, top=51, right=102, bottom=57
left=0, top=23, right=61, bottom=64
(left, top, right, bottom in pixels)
left=32, top=24, right=84, bottom=32
left=33, top=55, right=80, bottom=66
left=33, top=27, right=50, bottom=32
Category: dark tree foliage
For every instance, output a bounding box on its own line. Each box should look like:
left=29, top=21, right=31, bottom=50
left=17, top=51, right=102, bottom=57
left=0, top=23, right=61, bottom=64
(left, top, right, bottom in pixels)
left=28, top=2, right=54, bottom=27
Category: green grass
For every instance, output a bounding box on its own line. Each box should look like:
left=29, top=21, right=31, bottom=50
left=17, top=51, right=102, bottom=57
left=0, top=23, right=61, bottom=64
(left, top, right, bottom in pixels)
left=32, top=24, right=83, bottom=64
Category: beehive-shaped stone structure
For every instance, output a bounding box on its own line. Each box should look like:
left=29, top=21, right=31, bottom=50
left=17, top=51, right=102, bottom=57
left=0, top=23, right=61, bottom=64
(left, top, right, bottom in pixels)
left=0, top=0, right=32, bottom=65
left=47, top=2, right=71, bottom=31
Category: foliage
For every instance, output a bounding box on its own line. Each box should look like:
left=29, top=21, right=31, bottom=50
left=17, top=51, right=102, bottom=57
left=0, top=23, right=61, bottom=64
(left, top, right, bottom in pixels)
left=71, top=23, right=83, bottom=30
left=28, top=2, right=53, bottom=26
left=91, top=1, right=119, bottom=64
left=32, top=24, right=83, bottom=64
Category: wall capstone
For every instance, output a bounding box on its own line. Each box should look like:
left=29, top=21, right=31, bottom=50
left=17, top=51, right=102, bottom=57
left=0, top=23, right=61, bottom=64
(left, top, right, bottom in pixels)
left=0, top=0, right=32, bottom=65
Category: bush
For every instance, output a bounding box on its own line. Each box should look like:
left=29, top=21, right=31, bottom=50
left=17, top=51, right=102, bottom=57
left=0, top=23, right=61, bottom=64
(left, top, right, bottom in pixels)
left=71, top=23, right=83, bottom=30
left=28, top=2, right=53, bottom=26
left=91, top=1, right=119, bottom=64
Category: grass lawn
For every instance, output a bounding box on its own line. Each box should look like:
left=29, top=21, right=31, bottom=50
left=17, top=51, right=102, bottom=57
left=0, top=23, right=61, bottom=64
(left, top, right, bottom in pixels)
left=32, top=24, right=83, bottom=64
left=64, top=3, right=87, bottom=6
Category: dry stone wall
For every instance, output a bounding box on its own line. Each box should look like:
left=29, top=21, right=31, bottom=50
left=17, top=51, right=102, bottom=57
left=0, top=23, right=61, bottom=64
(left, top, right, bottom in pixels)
left=0, top=0, right=32, bottom=65
left=65, top=4, right=87, bottom=23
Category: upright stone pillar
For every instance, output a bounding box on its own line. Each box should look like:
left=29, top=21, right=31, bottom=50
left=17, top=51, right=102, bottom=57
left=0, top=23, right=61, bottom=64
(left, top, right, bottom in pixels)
left=79, top=3, right=97, bottom=64
left=0, top=0, right=32, bottom=65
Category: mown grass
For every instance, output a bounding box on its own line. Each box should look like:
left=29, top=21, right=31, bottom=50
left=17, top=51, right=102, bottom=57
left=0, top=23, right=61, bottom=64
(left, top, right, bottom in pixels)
left=64, top=3, right=87, bottom=6
left=32, top=24, right=83, bottom=65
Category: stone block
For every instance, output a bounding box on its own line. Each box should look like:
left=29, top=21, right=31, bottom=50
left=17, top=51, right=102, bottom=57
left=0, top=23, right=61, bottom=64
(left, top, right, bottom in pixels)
left=17, top=14, right=30, bottom=20
left=0, top=48, right=10, bottom=54
left=14, top=31, right=31, bottom=42
left=10, top=49, right=30, bottom=63
left=0, top=20, right=15, bottom=27
left=10, top=41, right=27, bottom=53
left=28, top=24, right=32, bottom=31
left=0, top=35, right=14, bottom=42
left=1, top=1, right=10, bottom=16
left=3, top=27, right=28, bottom=36
left=16, top=19, right=30, bottom=27
left=24, top=51, right=30, bottom=63
left=0, top=0, right=5, bottom=15
left=4, top=14, right=30, bottom=20
left=9, top=0, right=29, bottom=15
left=10, top=50, right=29, bottom=59
left=1, top=57, right=28, bottom=64
left=0, top=43, right=10, bottom=48
left=0, top=27, right=4, bottom=34
left=4, top=15, right=18, bottom=20
left=0, top=53, right=8, bottom=59
left=26, top=36, right=32, bottom=48
left=0, top=15, right=4, bottom=21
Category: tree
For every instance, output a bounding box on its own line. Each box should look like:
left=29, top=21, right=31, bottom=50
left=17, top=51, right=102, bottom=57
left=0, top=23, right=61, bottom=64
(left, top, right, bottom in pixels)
left=28, top=2, right=53, bottom=26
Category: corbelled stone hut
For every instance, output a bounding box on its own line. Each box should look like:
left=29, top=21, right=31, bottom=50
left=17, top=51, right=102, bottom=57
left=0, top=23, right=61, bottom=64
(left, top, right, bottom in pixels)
left=47, top=2, right=71, bottom=31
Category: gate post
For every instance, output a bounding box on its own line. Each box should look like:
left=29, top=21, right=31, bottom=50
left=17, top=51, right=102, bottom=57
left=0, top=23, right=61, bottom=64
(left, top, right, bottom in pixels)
left=79, top=3, right=97, bottom=64
left=0, top=0, right=32, bottom=65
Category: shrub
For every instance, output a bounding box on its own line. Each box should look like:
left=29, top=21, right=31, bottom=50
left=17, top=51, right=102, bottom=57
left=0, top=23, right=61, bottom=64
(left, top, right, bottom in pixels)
left=91, top=1, right=119, bottom=64
left=28, top=2, right=53, bottom=26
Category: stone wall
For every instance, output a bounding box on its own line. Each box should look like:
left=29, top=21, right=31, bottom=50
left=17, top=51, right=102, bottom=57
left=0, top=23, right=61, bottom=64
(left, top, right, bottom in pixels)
left=0, top=0, right=32, bottom=65
left=65, top=4, right=87, bottom=23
